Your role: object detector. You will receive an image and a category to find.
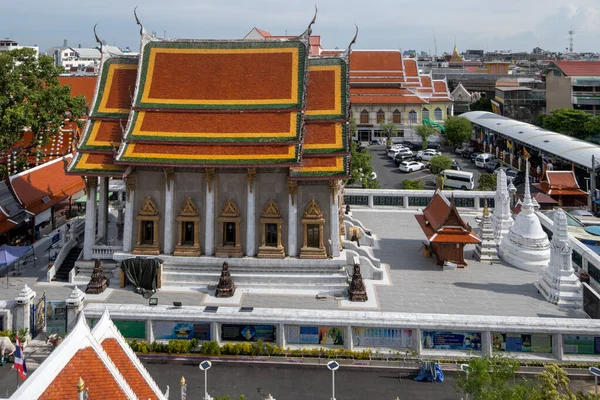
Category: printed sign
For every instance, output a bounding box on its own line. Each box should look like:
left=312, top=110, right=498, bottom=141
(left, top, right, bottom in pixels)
left=46, top=301, right=67, bottom=336
left=353, top=328, right=412, bottom=349
left=287, top=326, right=344, bottom=346
left=493, top=333, right=552, bottom=353
left=563, top=335, right=600, bottom=355
left=423, top=331, right=482, bottom=351
left=154, top=321, right=195, bottom=340
left=193, top=324, right=211, bottom=341
left=87, top=319, right=146, bottom=339
left=221, top=324, right=276, bottom=342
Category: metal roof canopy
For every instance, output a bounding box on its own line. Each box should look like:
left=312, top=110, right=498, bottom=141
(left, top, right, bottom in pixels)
left=460, top=111, right=600, bottom=171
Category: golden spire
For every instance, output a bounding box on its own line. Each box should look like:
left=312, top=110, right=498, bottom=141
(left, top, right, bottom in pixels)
left=77, top=377, right=85, bottom=392
left=180, top=376, right=186, bottom=387
left=483, top=199, right=489, bottom=217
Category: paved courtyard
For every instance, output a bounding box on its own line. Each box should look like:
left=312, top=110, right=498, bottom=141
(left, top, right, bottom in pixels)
left=0, top=208, right=587, bottom=319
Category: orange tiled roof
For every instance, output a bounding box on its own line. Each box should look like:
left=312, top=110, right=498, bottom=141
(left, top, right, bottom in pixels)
left=10, top=156, right=85, bottom=215
left=421, top=75, right=432, bottom=88
left=403, top=59, right=418, bottom=77
left=416, top=193, right=480, bottom=244
left=39, top=347, right=128, bottom=400
left=351, top=88, right=412, bottom=95
left=350, top=50, right=403, bottom=71
left=433, top=81, right=448, bottom=93
left=101, top=338, right=159, bottom=400
left=58, top=76, right=97, bottom=107
left=537, top=171, right=587, bottom=196
left=553, top=61, right=600, bottom=77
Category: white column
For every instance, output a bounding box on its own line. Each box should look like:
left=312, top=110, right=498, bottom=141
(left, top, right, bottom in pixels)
left=344, top=325, right=354, bottom=350
left=288, top=192, right=298, bottom=257
left=330, top=193, right=340, bottom=257
left=205, top=179, right=215, bottom=256
left=163, top=173, right=175, bottom=255
left=65, top=287, right=85, bottom=332
left=14, top=285, right=36, bottom=334
left=481, top=331, right=493, bottom=357
left=552, top=333, right=563, bottom=361
left=277, top=323, right=286, bottom=348
left=210, top=322, right=220, bottom=343
left=97, top=177, right=108, bottom=243
left=246, top=179, right=256, bottom=256
left=413, top=328, right=423, bottom=354
left=123, top=176, right=135, bottom=253
left=83, top=177, right=98, bottom=260
left=146, top=320, right=155, bottom=343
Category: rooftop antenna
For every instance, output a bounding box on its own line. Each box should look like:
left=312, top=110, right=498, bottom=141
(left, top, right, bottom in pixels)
left=433, top=31, right=438, bottom=60
left=568, top=28, right=575, bottom=52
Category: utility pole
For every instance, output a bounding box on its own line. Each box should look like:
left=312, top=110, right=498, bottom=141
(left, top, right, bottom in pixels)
left=568, top=28, right=575, bottom=53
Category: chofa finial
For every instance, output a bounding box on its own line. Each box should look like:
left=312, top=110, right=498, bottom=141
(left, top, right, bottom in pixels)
left=299, top=5, right=318, bottom=39
left=348, top=24, right=359, bottom=51
left=93, top=24, right=102, bottom=48
left=134, top=6, right=144, bottom=36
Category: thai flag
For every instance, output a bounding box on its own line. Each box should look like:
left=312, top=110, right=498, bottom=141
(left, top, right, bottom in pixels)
left=14, top=335, right=27, bottom=380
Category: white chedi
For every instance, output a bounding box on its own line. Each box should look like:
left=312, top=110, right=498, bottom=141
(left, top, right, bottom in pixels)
left=534, top=209, right=583, bottom=308
left=491, top=169, right=514, bottom=244
left=498, top=160, right=550, bottom=272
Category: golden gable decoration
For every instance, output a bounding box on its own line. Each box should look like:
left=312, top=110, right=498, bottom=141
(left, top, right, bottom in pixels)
left=300, top=198, right=327, bottom=259
left=174, top=197, right=201, bottom=257
left=134, top=196, right=160, bottom=255
left=220, top=199, right=240, bottom=218
left=138, top=196, right=159, bottom=216
left=216, top=199, right=243, bottom=258
left=258, top=200, right=285, bottom=259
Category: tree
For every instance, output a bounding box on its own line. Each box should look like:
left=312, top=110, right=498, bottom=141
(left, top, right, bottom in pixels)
left=403, top=179, right=424, bottom=190
left=380, top=122, right=398, bottom=140
left=478, top=173, right=497, bottom=190
left=429, top=154, right=453, bottom=174
left=347, top=142, right=379, bottom=189
left=0, top=48, right=87, bottom=174
left=470, top=98, right=493, bottom=112
left=414, top=125, right=438, bottom=149
left=444, top=116, right=473, bottom=145
left=538, top=109, right=600, bottom=140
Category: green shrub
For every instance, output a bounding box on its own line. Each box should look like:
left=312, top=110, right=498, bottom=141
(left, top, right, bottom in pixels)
left=403, top=179, right=425, bottom=190
left=167, top=340, right=191, bottom=354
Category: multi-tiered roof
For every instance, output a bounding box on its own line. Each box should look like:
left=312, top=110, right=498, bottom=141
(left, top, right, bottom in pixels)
left=69, top=12, right=351, bottom=180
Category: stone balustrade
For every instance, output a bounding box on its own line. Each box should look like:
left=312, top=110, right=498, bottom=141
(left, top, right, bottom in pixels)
left=91, top=245, right=122, bottom=260
left=84, top=303, right=600, bottom=362
left=344, top=189, right=495, bottom=210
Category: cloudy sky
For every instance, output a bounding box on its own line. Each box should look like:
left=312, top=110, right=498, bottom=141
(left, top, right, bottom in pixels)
left=2, top=0, right=599, bottom=54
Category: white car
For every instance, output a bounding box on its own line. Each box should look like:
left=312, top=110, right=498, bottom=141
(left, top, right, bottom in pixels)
left=387, top=146, right=408, bottom=158
left=399, top=161, right=425, bottom=172
left=416, top=150, right=441, bottom=161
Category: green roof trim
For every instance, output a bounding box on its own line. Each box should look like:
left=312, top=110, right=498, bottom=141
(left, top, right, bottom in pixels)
left=89, top=56, right=138, bottom=119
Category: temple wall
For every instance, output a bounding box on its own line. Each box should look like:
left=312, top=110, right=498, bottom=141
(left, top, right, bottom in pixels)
left=174, top=171, right=205, bottom=251
left=215, top=171, right=247, bottom=250
left=134, top=170, right=166, bottom=251
left=298, top=183, right=332, bottom=255
left=255, top=172, right=289, bottom=253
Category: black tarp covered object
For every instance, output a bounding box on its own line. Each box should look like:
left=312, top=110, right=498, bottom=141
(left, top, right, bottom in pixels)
left=120, top=257, right=160, bottom=298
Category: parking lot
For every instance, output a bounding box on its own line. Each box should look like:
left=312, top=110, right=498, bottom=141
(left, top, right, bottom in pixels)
left=368, top=145, right=484, bottom=190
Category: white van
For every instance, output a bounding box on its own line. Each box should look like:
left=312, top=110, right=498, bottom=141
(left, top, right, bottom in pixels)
left=475, top=153, right=494, bottom=168
left=435, top=170, right=475, bottom=190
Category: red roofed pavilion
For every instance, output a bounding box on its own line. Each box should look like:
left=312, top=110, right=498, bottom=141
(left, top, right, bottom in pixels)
left=415, top=191, right=481, bottom=267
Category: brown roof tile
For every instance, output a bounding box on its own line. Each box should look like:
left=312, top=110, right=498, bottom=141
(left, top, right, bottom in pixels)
left=554, top=61, right=600, bottom=77
left=350, top=51, right=403, bottom=71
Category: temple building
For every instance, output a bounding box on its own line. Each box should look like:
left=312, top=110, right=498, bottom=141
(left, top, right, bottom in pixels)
left=534, top=209, right=583, bottom=308
left=415, top=191, right=481, bottom=267
left=67, top=14, right=351, bottom=266
left=533, top=170, right=588, bottom=207
left=499, top=160, right=551, bottom=272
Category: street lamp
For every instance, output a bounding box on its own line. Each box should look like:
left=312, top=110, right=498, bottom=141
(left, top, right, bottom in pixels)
left=327, top=360, right=340, bottom=400
left=460, top=364, right=472, bottom=400
left=199, top=360, right=212, bottom=400
left=589, top=367, right=600, bottom=396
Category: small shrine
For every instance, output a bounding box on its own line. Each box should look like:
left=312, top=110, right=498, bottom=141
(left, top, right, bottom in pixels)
left=499, top=159, right=550, bottom=272
left=215, top=261, right=236, bottom=298
left=474, top=202, right=499, bottom=262
left=415, top=191, right=481, bottom=267
left=86, top=259, right=109, bottom=294
left=533, top=170, right=588, bottom=207
left=534, top=209, right=583, bottom=308
left=348, top=262, right=368, bottom=302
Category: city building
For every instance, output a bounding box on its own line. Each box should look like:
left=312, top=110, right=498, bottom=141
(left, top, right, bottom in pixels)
left=492, top=86, right=546, bottom=123
left=68, top=16, right=350, bottom=264
left=0, top=38, right=39, bottom=57
left=347, top=50, right=453, bottom=143
left=244, top=27, right=323, bottom=55
left=545, top=61, right=600, bottom=115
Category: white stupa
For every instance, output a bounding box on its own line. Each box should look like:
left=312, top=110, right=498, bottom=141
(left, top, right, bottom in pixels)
left=498, top=159, right=550, bottom=272
left=474, top=201, right=499, bottom=262
left=491, top=169, right=514, bottom=244
left=534, top=209, right=583, bottom=308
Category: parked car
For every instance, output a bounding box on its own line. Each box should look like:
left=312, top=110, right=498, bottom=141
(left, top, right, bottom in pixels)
left=427, top=142, right=441, bottom=150
left=434, top=170, right=475, bottom=190
left=451, top=160, right=462, bottom=171
left=394, top=151, right=414, bottom=164
left=399, top=161, right=425, bottom=173
left=475, top=153, right=495, bottom=168
left=454, top=145, right=469, bottom=155
left=401, top=141, right=416, bottom=150
left=469, top=152, right=482, bottom=163
left=461, top=147, right=476, bottom=158
left=415, top=149, right=441, bottom=161
left=485, top=160, right=502, bottom=172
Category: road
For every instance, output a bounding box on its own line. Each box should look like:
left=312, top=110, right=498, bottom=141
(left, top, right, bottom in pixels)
left=368, top=145, right=483, bottom=190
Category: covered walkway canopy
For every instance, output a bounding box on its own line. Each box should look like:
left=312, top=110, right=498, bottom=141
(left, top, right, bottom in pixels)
left=460, top=111, right=600, bottom=172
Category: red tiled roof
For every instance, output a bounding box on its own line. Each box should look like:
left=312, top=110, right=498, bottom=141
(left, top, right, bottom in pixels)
left=59, top=76, right=97, bottom=106
left=545, top=171, right=580, bottom=189
left=350, top=95, right=426, bottom=104
left=433, top=81, right=447, bottom=93
left=554, top=61, right=600, bottom=77
left=350, top=51, right=403, bottom=71
left=421, top=75, right=432, bottom=88
left=39, top=347, right=128, bottom=400
left=404, top=59, right=418, bottom=77
left=350, top=88, right=412, bottom=95
left=10, top=156, right=85, bottom=215
left=422, top=193, right=451, bottom=231
left=101, top=338, right=159, bottom=400
left=255, top=27, right=272, bottom=36
left=321, top=50, right=343, bottom=56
